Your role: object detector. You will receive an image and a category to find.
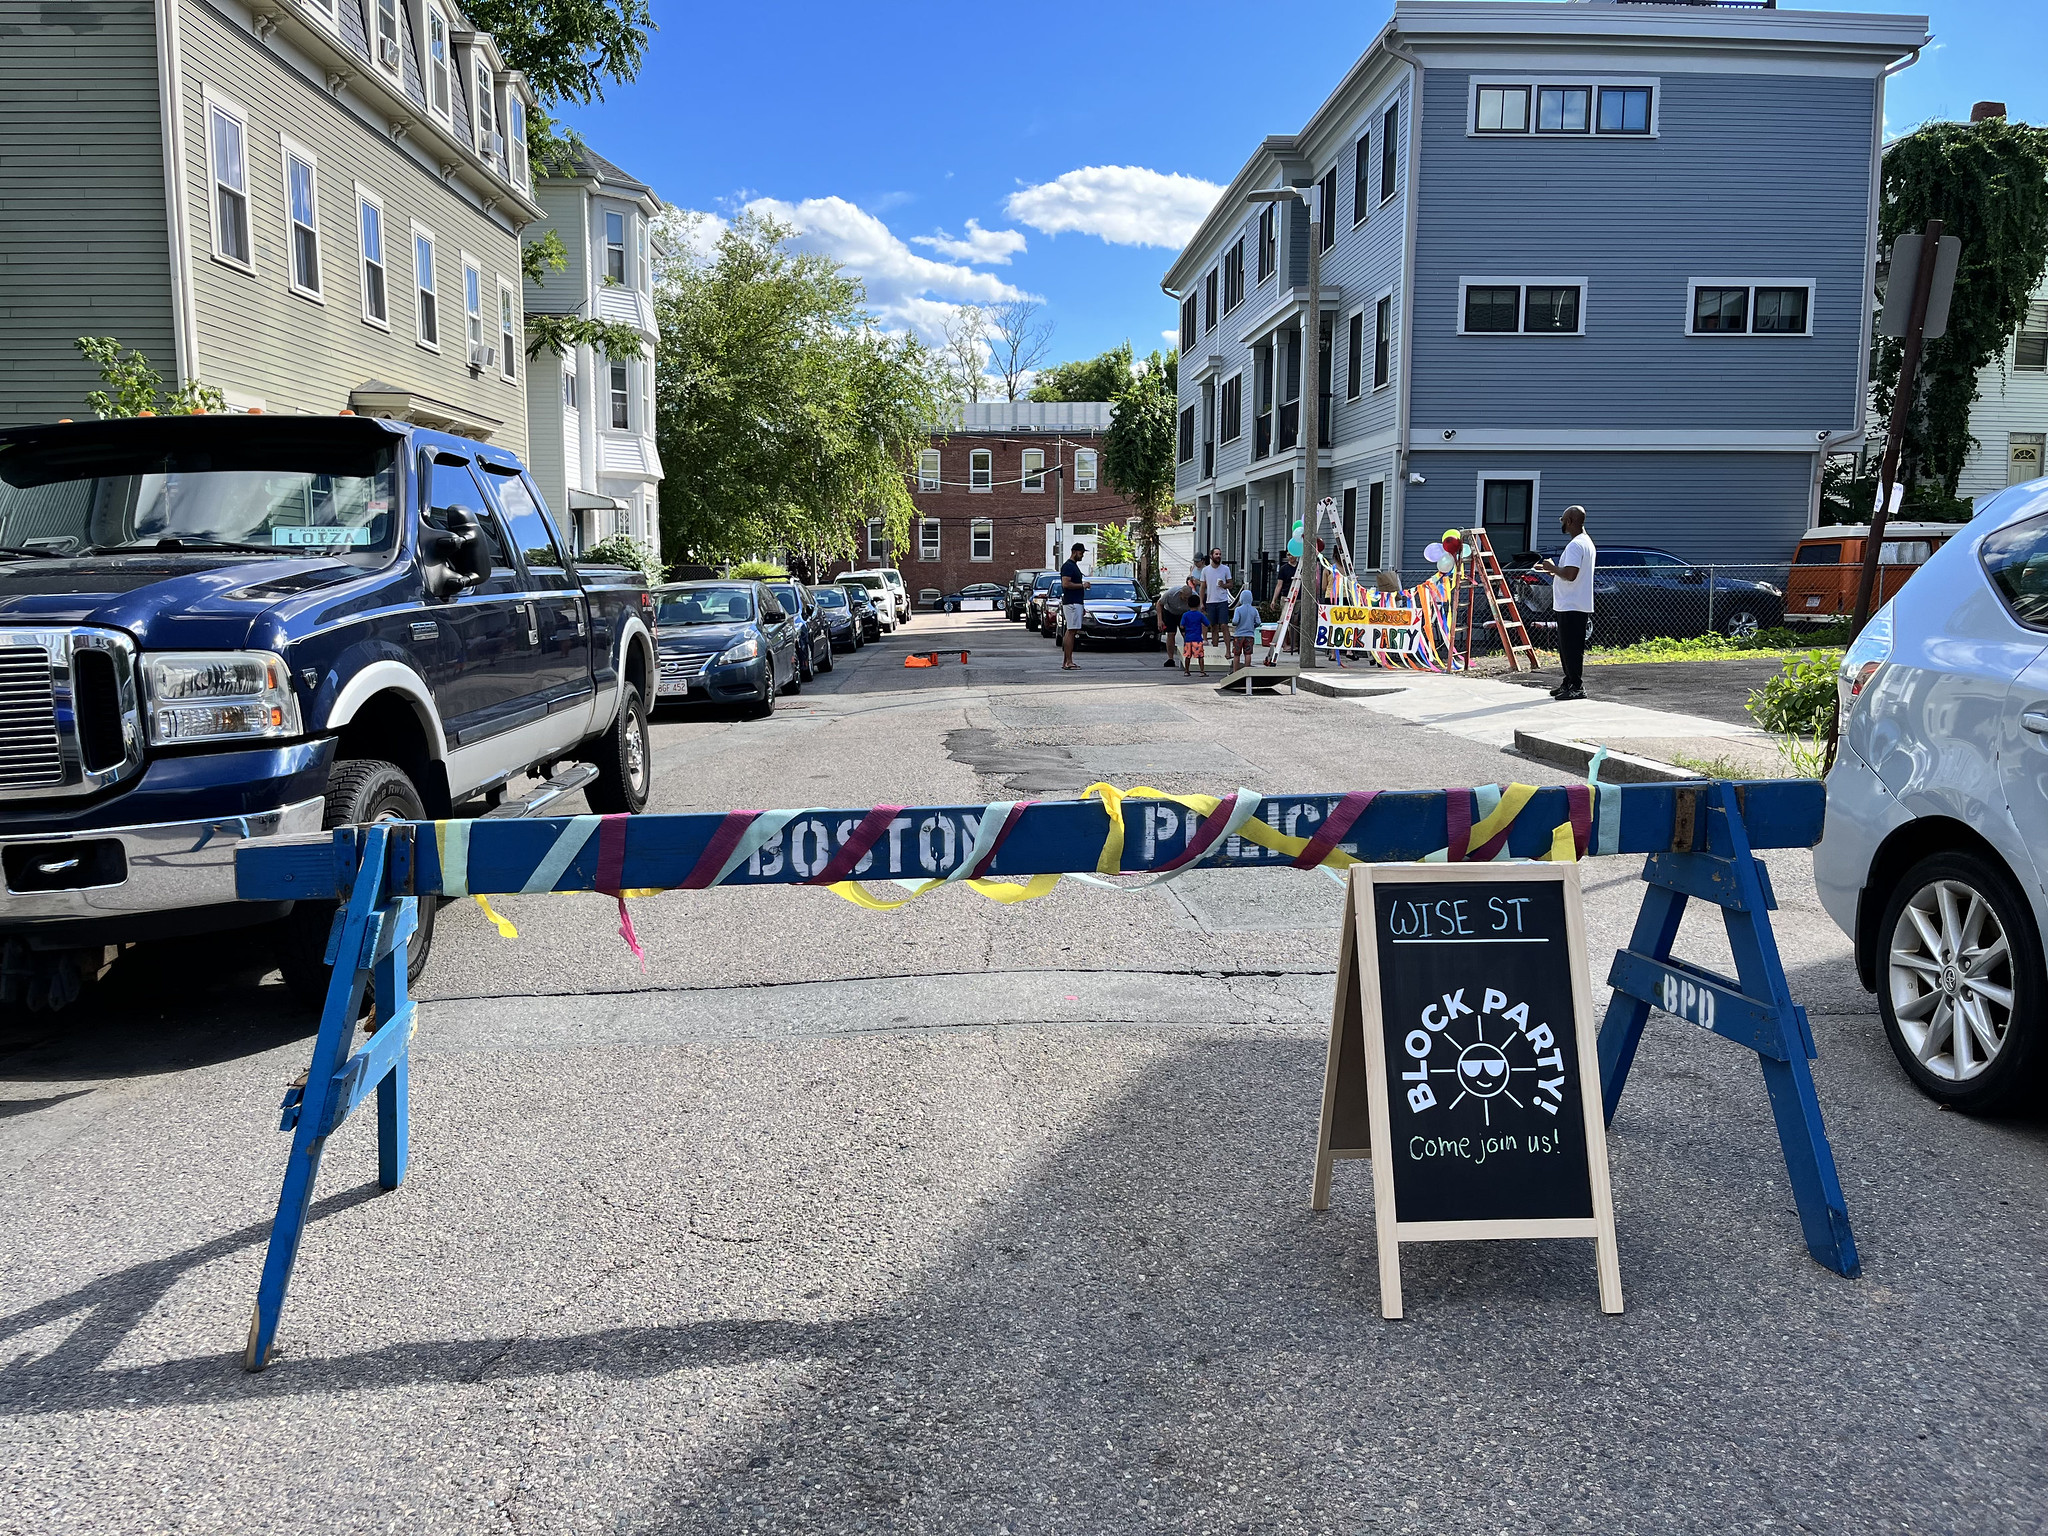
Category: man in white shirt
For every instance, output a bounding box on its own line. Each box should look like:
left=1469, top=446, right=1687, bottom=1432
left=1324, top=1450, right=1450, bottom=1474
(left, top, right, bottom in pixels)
left=1534, top=505, right=1595, bottom=701
left=1200, top=548, right=1233, bottom=632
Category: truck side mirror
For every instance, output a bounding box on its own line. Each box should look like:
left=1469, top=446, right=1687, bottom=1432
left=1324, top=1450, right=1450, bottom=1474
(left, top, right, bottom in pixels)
left=421, top=505, right=493, bottom=600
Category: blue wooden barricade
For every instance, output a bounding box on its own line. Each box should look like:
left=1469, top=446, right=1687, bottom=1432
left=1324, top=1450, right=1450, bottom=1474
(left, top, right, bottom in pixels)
left=233, top=779, right=1847, bottom=1370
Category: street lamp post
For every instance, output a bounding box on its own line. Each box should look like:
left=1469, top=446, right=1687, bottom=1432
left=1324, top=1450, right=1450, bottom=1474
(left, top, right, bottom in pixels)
left=1246, top=185, right=1320, bottom=672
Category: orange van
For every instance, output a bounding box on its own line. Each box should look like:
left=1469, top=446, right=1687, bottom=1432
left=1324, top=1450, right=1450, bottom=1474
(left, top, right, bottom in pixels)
left=1785, top=521, right=1961, bottom=624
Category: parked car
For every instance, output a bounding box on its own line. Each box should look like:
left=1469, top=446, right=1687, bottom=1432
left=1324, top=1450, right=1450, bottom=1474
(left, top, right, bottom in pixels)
left=854, top=566, right=910, bottom=624
left=1784, top=522, right=1959, bottom=625
left=840, top=572, right=897, bottom=632
left=1023, top=572, right=1063, bottom=632
left=1814, top=477, right=2048, bottom=1113
left=651, top=581, right=801, bottom=718
left=837, top=580, right=886, bottom=641
left=0, top=413, right=658, bottom=1010
left=1510, top=545, right=1783, bottom=641
left=765, top=579, right=834, bottom=681
left=809, top=584, right=863, bottom=651
left=1007, top=568, right=1055, bottom=620
left=1046, top=577, right=1158, bottom=649
left=938, top=583, right=1006, bottom=613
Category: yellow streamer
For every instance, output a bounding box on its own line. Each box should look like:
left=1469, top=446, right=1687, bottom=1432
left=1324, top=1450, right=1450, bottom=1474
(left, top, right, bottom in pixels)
left=472, top=894, right=518, bottom=938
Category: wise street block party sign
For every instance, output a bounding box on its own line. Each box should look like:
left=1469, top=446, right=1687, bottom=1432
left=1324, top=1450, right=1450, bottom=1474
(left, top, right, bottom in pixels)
left=1317, top=604, right=1422, bottom=658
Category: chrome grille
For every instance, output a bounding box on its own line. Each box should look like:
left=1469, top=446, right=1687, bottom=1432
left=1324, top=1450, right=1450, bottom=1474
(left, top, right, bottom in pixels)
left=659, top=650, right=717, bottom=678
left=0, top=647, right=62, bottom=790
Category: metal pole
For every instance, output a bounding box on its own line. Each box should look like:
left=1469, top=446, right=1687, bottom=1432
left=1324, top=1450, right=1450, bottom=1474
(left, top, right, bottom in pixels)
left=1851, top=218, right=1942, bottom=637
left=1299, top=198, right=1321, bottom=672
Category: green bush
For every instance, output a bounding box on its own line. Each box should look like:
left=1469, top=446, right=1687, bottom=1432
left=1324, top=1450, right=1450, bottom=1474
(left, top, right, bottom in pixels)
left=1747, top=651, right=1838, bottom=736
left=579, top=534, right=664, bottom=585
left=725, top=559, right=790, bottom=581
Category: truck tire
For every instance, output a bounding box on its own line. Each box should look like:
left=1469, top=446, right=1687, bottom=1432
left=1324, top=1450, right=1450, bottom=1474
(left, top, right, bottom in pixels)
left=276, top=758, right=437, bottom=1010
left=585, top=680, right=651, bottom=814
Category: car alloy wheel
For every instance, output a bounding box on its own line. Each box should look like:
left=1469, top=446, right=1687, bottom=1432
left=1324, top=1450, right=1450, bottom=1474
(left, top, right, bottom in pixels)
left=1721, top=608, right=1764, bottom=639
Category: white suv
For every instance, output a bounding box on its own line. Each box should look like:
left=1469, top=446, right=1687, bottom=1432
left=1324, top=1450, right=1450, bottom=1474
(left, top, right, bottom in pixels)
left=868, top=567, right=911, bottom=623
left=841, top=571, right=896, bottom=631
left=1815, top=477, right=2048, bottom=1112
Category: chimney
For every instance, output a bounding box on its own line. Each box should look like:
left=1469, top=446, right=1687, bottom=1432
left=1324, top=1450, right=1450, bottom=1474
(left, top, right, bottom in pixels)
left=1970, top=102, right=2007, bottom=123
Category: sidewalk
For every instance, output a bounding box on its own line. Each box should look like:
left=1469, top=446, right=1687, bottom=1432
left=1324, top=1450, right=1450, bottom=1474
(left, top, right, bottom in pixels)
left=1301, top=668, right=1783, bottom=773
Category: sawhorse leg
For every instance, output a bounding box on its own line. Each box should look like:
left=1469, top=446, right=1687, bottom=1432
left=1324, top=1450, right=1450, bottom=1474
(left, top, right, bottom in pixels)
left=245, top=826, right=418, bottom=1370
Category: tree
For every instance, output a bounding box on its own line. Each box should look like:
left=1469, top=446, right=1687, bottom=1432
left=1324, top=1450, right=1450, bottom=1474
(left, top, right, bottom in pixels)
left=73, top=337, right=223, bottom=417
left=520, top=227, right=645, bottom=361
left=1873, top=115, right=2048, bottom=494
left=653, top=214, right=948, bottom=568
left=1101, top=350, right=1179, bottom=593
left=985, top=299, right=1054, bottom=402
left=1096, top=522, right=1136, bottom=566
left=941, top=305, right=988, bottom=404
left=461, top=0, right=655, bottom=175
left=1029, top=342, right=1134, bottom=403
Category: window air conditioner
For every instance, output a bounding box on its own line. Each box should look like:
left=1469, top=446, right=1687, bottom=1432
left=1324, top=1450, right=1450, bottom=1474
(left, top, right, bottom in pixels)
left=469, top=343, right=496, bottom=370
left=378, top=36, right=400, bottom=68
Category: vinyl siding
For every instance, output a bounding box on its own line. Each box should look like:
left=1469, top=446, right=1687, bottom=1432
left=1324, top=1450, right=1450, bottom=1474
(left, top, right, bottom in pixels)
left=526, top=184, right=589, bottom=314
left=177, top=0, right=526, bottom=453
left=0, top=0, right=177, bottom=427
left=1397, top=449, right=1816, bottom=568
left=1959, top=278, right=2048, bottom=500
left=1411, top=68, right=1877, bottom=434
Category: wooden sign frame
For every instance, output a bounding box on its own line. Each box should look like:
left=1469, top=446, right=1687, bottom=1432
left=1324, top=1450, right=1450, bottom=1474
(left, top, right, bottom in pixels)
left=1312, top=861, right=1622, bottom=1318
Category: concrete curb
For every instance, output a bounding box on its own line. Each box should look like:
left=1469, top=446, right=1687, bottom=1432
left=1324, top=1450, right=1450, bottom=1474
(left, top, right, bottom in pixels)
left=1296, top=673, right=1409, bottom=700
left=1509, top=728, right=1703, bottom=783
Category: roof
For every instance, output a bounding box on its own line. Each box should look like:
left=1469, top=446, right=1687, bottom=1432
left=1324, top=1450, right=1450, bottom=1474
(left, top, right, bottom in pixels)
left=555, top=143, right=659, bottom=204
left=949, top=401, right=1113, bottom=434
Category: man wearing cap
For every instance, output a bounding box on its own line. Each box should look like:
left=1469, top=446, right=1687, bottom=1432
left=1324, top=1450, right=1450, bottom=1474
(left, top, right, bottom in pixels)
left=1059, top=541, right=1088, bottom=671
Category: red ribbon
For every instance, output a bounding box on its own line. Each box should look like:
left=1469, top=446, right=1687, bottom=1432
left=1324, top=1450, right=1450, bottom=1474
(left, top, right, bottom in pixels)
left=808, top=805, right=905, bottom=885
left=1154, top=793, right=1239, bottom=874
left=970, top=801, right=1034, bottom=879
left=1292, top=790, right=1377, bottom=869
left=1565, top=783, right=1592, bottom=857
left=678, top=810, right=762, bottom=890
left=1446, top=789, right=1473, bottom=862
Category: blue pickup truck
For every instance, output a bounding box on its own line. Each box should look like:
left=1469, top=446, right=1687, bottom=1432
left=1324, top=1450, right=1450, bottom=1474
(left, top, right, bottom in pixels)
left=0, top=414, right=658, bottom=1008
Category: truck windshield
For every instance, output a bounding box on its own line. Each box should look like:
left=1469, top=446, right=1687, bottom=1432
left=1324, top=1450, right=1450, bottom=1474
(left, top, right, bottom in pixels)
left=0, top=446, right=400, bottom=563
left=656, top=586, right=754, bottom=624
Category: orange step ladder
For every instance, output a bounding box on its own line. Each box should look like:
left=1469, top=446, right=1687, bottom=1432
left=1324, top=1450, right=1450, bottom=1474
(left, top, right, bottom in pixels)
left=1465, top=529, right=1543, bottom=673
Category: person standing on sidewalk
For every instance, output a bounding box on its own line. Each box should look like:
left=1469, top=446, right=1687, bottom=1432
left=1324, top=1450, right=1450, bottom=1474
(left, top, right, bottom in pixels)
left=1535, top=505, right=1596, bottom=701
left=1156, top=574, right=1200, bottom=669
left=1200, top=549, right=1233, bottom=636
left=1059, top=542, right=1088, bottom=671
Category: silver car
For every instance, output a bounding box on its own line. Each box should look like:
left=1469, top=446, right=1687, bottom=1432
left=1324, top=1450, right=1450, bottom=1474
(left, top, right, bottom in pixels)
left=1815, top=477, right=2048, bottom=1112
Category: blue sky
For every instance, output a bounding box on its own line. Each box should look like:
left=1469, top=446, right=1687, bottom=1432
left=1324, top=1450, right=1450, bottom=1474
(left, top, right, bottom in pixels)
left=560, top=1, right=2042, bottom=377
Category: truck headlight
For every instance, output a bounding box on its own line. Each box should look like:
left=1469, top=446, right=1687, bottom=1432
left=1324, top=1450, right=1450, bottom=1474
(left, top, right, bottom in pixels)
left=144, top=651, right=302, bottom=744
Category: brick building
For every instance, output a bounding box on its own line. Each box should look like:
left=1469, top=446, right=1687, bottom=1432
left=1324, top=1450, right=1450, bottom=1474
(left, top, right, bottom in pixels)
left=825, top=401, right=1137, bottom=598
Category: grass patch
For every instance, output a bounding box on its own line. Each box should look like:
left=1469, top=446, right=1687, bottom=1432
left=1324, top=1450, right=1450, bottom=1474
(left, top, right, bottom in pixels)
left=1670, top=753, right=1770, bottom=779
left=1588, top=624, right=1849, bottom=665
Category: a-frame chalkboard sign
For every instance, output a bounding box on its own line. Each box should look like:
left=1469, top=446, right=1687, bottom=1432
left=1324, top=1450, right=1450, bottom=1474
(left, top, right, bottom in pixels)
left=1312, top=862, right=1622, bottom=1317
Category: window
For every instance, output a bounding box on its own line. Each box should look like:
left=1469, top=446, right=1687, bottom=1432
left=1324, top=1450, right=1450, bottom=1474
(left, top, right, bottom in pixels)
left=1346, top=312, right=1363, bottom=399
left=1689, top=282, right=1811, bottom=337
left=1204, top=269, right=1217, bottom=332
left=1075, top=449, right=1098, bottom=491
left=463, top=256, right=483, bottom=357
left=639, top=221, right=651, bottom=295
left=1223, top=239, right=1245, bottom=313
left=867, top=519, right=886, bottom=560
left=507, top=97, right=528, bottom=190
left=1022, top=449, right=1045, bottom=492
left=1461, top=281, right=1584, bottom=336
left=1181, top=293, right=1198, bottom=351
left=1381, top=102, right=1398, bottom=203
left=1374, top=296, right=1392, bottom=389
left=1475, top=85, right=1530, bottom=133
left=970, top=519, right=993, bottom=561
left=1481, top=479, right=1535, bottom=559
left=1537, top=85, right=1591, bottom=133
left=970, top=448, right=992, bottom=491
left=373, top=0, right=401, bottom=74
left=487, top=471, right=568, bottom=575
left=498, top=279, right=518, bottom=380
left=426, top=5, right=452, bottom=120
left=357, top=189, right=387, bottom=325
left=1256, top=204, right=1276, bottom=282
left=475, top=60, right=496, bottom=157
left=1219, top=375, right=1241, bottom=443
left=207, top=101, right=250, bottom=267
left=413, top=226, right=439, bottom=348
left=1598, top=86, right=1652, bottom=135
left=1178, top=405, right=1196, bottom=465
left=605, top=211, right=626, bottom=285
left=610, top=362, right=629, bottom=429
left=283, top=143, right=321, bottom=298
left=1341, top=486, right=1357, bottom=562
left=919, top=520, right=940, bottom=560
left=1366, top=481, right=1386, bottom=568
left=1317, top=167, right=1337, bottom=250
left=1352, top=131, right=1370, bottom=223
left=2016, top=301, right=2048, bottom=370
left=917, top=449, right=941, bottom=491
left=562, top=362, right=577, bottom=410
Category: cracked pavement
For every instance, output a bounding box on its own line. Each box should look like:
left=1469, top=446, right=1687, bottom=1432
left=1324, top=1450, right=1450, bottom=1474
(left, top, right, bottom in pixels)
left=3, top=610, right=2045, bottom=1533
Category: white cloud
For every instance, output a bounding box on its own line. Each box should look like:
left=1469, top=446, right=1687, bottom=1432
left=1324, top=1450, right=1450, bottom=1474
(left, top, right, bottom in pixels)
left=743, top=195, right=1029, bottom=340
left=1161, top=329, right=1178, bottom=344
left=911, top=218, right=1028, bottom=266
left=1006, top=165, right=1224, bottom=249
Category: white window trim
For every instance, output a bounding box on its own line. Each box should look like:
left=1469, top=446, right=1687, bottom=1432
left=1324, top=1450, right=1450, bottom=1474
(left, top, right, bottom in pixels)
left=919, top=519, right=941, bottom=560
left=609, top=360, right=630, bottom=431
left=1218, top=370, right=1244, bottom=443
left=355, top=183, right=388, bottom=329
left=970, top=518, right=994, bottom=561
left=371, top=0, right=403, bottom=78
left=279, top=134, right=324, bottom=303
left=1074, top=448, right=1099, bottom=493
left=1684, top=279, right=1817, bottom=339
left=473, top=58, right=496, bottom=157
left=299, top=0, right=339, bottom=32
left=497, top=274, right=519, bottom=382
left=867, top=518, right=886, bottom=560
left=1473, top=472, right=1544, bottom=544
left=202, top=88, right=253, bottom=274
left=1464, top=76, right=1660, bottom=139
left=917, top=449, right=941, bottom=492
left=1373, top=289, right=1396, bottom=391
left=425, top=3, right=455, bottom=125
left=969, top=448, right=993, bottom=493
left=603, top=210, right=627, bottom=287
left=1021, top=448, right=1046, bottom=493
left=459, top=250, right=484, bottom=359
left=506, top=97, right=529, bottom=191
left=411, top=220, right=440, bottom=353
left=1455, top=278, right=1589, bottom=337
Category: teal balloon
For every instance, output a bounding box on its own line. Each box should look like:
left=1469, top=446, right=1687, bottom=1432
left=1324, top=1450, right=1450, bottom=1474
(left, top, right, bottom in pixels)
left=1287, top=536, right=1304, bottom=556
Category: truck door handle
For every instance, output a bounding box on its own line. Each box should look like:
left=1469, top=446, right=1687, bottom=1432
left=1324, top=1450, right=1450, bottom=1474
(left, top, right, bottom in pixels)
left=2024, top=711, right=2048, bottom=736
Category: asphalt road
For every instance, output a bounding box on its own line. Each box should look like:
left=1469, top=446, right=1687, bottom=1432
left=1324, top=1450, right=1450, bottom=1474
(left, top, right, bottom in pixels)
left=2, top=609, right=2043, bottom=1534
left=1496, top=656, right=1794, bottom=728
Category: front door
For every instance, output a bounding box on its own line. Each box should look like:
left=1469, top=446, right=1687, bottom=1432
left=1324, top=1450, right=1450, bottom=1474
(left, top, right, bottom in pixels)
left=1481, top=479, right=1534, bottom=559
left=420, top=454, right=530, bottom=748
left=481, top=467, right=592, bottom=728
left=2011, top=434, right=2045, bottom=487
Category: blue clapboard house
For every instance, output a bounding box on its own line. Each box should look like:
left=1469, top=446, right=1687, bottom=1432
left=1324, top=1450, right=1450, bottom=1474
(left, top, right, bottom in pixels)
left=1163, top=0, right=1929, bottom=587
